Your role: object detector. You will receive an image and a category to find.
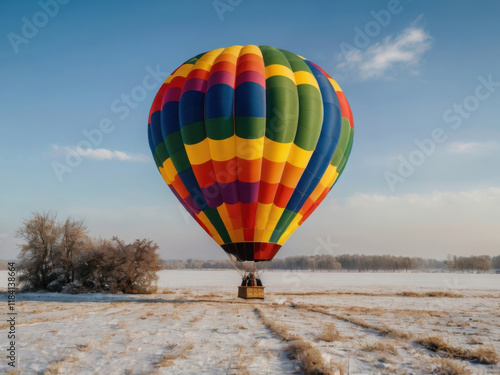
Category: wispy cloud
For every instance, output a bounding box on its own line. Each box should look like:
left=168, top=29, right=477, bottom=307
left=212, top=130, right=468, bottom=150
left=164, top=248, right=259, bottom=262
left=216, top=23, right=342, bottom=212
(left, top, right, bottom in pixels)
left=447, top=141, right=499, bottom=155
left=338, top=20, right=432, bottom=80
left=53, top=145, right=150, bottom=162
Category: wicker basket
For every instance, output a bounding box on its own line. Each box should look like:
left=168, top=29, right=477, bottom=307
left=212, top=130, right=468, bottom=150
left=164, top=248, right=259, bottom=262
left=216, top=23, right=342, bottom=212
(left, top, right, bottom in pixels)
left=238, top=286, right=265, bottom=299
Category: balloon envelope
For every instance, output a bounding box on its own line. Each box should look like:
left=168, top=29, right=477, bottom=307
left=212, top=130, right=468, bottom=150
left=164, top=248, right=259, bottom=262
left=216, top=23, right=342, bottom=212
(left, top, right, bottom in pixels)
left=148, top=45, right=353, bottom=262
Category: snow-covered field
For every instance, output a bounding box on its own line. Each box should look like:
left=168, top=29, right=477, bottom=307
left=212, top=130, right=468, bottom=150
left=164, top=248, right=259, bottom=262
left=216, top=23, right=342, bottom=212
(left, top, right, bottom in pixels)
left=1, top=270, right=499, bottom=374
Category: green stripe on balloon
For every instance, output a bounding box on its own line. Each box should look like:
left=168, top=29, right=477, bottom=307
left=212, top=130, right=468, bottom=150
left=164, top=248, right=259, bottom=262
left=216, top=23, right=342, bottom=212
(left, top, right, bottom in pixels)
left=293, top=83, right=323, bottom=151
left=234, top=117, right=266, bottom=139
left=169, top=149, right=191, bottom=173
left=330, top=119, right=351, bottom=167
left=154, top=142, right=169, bottom=167
left=206, top=117, right=234, bottom=140
left=337, top=127, right=354, bottom=175
left=165, top=131, right=185, bottom=154
left=182, top=52, right=206, bottom=65
left=269, top=209, right=297, bottom=243
left=180, top=121, right=207, bottom=145
left=280, top=49, right=323, bottom=151
left=203, top=207, right=232, bottom=243
left=264, top=75, right=299, bottom=143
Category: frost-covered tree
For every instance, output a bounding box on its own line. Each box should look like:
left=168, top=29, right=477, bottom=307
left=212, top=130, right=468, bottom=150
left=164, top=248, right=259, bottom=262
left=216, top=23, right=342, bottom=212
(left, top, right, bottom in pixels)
left=17, top=211, right=62, bottom=290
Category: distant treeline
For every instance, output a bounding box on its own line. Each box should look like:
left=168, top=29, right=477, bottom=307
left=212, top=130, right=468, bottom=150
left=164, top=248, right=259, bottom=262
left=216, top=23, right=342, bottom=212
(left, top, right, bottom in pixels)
left=161, top=254, right=500, bottom=273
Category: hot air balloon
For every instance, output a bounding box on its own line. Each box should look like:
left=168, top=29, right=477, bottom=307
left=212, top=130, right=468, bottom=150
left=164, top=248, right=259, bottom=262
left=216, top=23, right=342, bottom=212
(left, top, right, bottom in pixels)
left=147, top=45, right=353, bottom=297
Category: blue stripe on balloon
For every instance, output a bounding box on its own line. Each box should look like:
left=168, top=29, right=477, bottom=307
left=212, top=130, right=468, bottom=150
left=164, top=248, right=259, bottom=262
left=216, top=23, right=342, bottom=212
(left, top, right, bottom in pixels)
left=285, top=61, right=342, bottom=213
left=161, top=101, right=180, bottom=137
left=234, top=82, right=266, bottom=117
left=179, top=90, right=205, bottom=127
left=205, top=84, right=234, bottom=119
left=149, top=110, right=163, bottom=150
left=178, top=169, right=208, bottom=210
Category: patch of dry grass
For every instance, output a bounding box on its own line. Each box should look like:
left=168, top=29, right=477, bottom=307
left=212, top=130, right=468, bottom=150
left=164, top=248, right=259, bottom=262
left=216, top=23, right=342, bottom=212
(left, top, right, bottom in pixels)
left=416, top=335, right=499, bottom=364
left=43, top=355, right=80, bottom=375
left=255, top=307, right=341, bottom=374
left=432, top=357, right=471, bottom=375
left=317, top=323, right=344, bottom=342
left=466, top=337, right=483, bottom=345
left=400, top=291, right=463, bottom=298
left=361, top=340, right=398, bottom=355
left=156, top=342, right=194, bottom=367
left=294, top=303, right=413, bottom=341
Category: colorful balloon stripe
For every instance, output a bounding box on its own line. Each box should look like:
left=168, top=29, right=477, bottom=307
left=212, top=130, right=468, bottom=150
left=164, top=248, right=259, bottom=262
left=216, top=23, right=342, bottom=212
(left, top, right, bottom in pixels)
left=147, top=45, right=354, bottom=261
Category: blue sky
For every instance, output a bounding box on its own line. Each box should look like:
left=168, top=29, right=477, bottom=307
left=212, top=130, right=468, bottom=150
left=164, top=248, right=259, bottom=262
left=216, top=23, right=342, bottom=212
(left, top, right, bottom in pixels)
left=1, top=0, right=499, bottom=260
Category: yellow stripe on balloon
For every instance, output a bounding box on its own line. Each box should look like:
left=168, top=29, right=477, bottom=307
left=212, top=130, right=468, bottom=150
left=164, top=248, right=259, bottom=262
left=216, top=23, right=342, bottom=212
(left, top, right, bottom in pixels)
left=263, top=138, right=293, bottom=163
left=158, top=166, right=172, bottom=185
left=265, top=64, right=296, bottom=83
left=328, top=78, right=343, bottom=92
left=319, top=164, right=338, bottom=188
left=164, top=64, right=193, bottom=84
left=235, top=136, right=264, bottom=161
left=216, top=204, right=241, bottom=243
left=255, top=202, right=272, bottom=230
left=196, top=211, right=223, bottom=244
left=265, top=204, right=285, bottom=230
left=184, top=138, right=211, bottom=165
left=286, top=143, right=314, bottom=168
left=190, top=49, right=224, bottom=73
left=261, top=229, right=275, bottom=243
left=302, top=166, right=338, bottom=206
left=219, top=45, right=243, bottom=60
left=294, top=71, right=320, bottom=91
left=253, top=229, right=265, bottom=243
left=212, top=233, right=224, bottom=246
left=277, top=214, right=303, bottom=245
left=209, top=136, right=237, bottom=161
left=162, top=158, right=178, bottom=182
left=234, top=228, right=245, bottom=242
left=240, top=45, right=263, bottom=58
left=216, top=204, right=234, bottom=231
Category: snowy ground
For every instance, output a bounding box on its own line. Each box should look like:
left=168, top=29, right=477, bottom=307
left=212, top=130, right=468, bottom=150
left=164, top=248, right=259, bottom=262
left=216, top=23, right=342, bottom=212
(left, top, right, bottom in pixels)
left=1, top=270, right=499, bottom=374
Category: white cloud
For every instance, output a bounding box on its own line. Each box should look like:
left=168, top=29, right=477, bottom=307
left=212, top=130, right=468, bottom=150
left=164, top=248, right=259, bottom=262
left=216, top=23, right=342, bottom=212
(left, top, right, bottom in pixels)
left=338, top=21, right=432, bottom=80
left=53, top=145, right=150, bottom=162
left=447, top=141, right=499, bottom=155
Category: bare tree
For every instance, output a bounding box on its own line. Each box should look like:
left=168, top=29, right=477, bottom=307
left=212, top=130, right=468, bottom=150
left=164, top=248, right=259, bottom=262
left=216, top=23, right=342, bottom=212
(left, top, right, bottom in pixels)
left=17, top=211, right=61, bottom=290
left=60, top=217, right=89, bottom=283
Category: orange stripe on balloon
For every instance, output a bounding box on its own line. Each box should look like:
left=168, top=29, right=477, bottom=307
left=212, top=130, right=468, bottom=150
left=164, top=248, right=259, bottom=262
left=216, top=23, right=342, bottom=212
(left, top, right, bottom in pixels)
left=212, top=158, right=239, bottom=184
left=279, top=162, right=305, bottom=188
left=185, top=68, right=210, bottom=81
left=170, top=175, right=190, bottom=198
left=237, top=158, right=261, bottom=183
left=260, top=158, right=286, bottom=184
left=211, top=60, right=237, bottom=74
left=274, top=184, right=295, bottom=208
left=226, top=202, right=243, bottom=230
left=258, top=181, right=279, bottom=204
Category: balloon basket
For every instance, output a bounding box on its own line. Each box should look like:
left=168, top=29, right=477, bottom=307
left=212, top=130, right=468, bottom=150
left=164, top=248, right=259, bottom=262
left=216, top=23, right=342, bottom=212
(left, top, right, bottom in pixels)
left=238, top=286, right=265, bottom=299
